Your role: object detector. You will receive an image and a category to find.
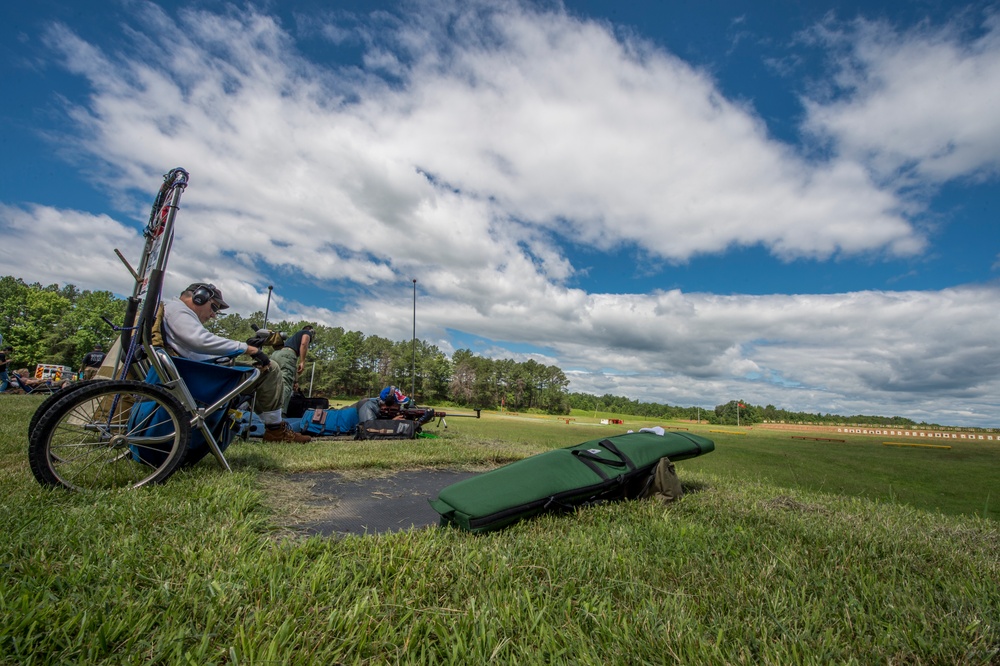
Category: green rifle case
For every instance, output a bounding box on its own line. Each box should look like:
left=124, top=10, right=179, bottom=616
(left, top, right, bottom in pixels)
left=429, top=430, right=714, bottom=533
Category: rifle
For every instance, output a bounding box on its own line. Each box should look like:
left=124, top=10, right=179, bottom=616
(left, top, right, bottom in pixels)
left=378, top=405, right=482, bottom=429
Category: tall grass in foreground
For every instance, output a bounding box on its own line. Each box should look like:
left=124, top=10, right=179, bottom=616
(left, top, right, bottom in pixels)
left=1, top=395, right=998, bottom=664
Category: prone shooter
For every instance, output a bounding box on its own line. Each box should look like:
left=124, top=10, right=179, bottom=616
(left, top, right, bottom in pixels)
left=376, top=385, right=481, bottom=429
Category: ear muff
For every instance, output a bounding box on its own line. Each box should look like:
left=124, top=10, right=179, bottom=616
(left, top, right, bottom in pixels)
left=191, top=284, right=215, bottom=306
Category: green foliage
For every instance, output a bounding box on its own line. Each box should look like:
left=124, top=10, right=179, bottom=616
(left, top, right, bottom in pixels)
left=712, top=399, right=761, bottom=425
left=568, top=391, right=705, bottom=421
left=0, top=276, right=124, bottom=370
left=450, top=351, right=569, bottom=413
left=568, top=390, right=957, bottom=430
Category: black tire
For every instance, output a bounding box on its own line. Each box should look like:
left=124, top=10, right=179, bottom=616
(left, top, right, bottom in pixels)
left=28, top=380, right=106, bottom=440
left=29, top=380, right=191, bottom=491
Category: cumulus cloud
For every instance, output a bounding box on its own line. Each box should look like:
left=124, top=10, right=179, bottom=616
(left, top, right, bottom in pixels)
left=0, top=204, right=142, bottom=293
left=37, top=1, right=926, bottom=285
left=361, top=3, right=925, bottom=262
left=338, top=282, right=1000, bottom=426
left=3, top=0, right=999, bottom=425
left=802, top=11, right=1000, bottom=186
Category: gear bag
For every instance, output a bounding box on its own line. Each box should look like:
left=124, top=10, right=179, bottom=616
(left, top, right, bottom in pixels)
left=636, top=456, right=684, bottom=503
left=287, top=394, right=330, bottom=419
left=430, top=431, right=713, bottom=533
left=355, top=419, right=417, bottom=440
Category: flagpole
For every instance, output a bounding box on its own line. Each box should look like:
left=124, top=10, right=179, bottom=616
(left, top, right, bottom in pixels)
left=263, top=285, right=273, bottom=329
left=411, top=278, right=417, bottom=400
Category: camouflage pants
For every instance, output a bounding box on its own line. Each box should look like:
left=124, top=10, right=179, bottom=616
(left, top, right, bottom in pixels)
left=269, top=347, right=297, bottom=414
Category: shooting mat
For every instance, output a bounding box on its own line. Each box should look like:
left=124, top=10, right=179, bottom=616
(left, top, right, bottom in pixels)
left=274, top=469, right=479, bottom=537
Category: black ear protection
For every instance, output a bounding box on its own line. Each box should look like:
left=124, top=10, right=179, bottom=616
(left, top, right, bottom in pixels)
left=190, top=284, right=216, bottom=306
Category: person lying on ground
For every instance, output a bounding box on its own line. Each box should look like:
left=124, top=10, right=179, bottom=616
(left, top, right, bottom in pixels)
left=352, top=389, right=410, bottom=422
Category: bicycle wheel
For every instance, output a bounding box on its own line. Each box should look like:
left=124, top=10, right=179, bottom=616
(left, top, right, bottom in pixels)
left=28, top=380, right=105, bottom=439
left=29, top=380, right=191, bottom=491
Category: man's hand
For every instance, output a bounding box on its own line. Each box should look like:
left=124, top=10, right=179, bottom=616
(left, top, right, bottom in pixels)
left=247, top=345, right=270, bottom=367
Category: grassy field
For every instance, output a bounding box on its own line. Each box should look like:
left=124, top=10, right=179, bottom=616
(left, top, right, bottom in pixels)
left=1, top=394, right=998, bottom=664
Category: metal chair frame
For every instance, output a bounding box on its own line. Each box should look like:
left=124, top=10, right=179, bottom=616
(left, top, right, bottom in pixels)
left=28, top=168, right=260, bottom=489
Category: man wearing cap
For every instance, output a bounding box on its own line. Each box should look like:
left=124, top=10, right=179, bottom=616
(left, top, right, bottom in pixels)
left=162, top=283, right=310, bottom=443
left=81, top=344, right=106, bottom=381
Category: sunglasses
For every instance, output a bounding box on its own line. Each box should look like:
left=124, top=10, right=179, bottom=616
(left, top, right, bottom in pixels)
left=209, top=302, right=221, bottom=313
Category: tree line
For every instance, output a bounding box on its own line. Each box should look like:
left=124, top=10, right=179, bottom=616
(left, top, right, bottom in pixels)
left=706, top=399, right=927, bottom=428
left=568, top=393, right=946, bottom=428
left=0, top=276, right=569, bottom=412
left=2, top=275, right=951, bottom=427
left=0, top=276, right=126, bottom=373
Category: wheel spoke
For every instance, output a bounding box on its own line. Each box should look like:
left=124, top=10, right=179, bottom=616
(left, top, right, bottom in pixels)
left=29, top=380, right=191, bottom=491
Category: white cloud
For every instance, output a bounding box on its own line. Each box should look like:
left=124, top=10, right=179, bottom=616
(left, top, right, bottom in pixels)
left=3, top=1, right=999, bottom=426
left=802, top=11, right=1000, bottom=185
left=366, top=3, right=924, bottom=262
left=38, top=0, right=926, bottom=291
left=0, top=201, right=290, bottom=317
left=0, top=204, right=142, bottom=294
left=342, top=282, right=1000, bottom=425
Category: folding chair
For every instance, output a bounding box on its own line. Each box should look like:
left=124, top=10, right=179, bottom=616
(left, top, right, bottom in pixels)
left=27, top=168, right=262, bottom=491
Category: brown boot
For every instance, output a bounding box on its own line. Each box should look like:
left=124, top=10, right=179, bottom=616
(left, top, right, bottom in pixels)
left=262, top=422, right=311, bottom=443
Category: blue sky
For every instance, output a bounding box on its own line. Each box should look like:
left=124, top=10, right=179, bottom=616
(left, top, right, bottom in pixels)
left=2, top=0, right=999, bottom=426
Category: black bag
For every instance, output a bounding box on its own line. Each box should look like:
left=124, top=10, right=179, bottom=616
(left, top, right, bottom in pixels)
left=287, top=393, right=329, bottom=419
left=355, top=419, right=416, bottom=440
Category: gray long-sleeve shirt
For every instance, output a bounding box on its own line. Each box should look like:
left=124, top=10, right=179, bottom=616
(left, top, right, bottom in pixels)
left=162, top=298, right=247, bottom=362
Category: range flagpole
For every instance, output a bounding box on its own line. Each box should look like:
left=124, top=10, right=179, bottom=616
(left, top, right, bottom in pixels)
left=411, top=278, right=417, bottom=400
left=263, top=285, right=273, bottom=329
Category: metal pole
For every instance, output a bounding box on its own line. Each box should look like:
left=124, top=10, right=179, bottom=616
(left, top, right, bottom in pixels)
left=309, top=361, right=316, bottom=398
left=263, top=285, right=273, bottom=329
left=251, top=284, right=273, bottom=420
left=411, top=278, right=417, bottom=400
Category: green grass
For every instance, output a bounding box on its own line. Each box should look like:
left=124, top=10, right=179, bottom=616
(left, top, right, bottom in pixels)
left=677, top=427, right=999, bottom=521
left=1, top=394, right=998, bottom=664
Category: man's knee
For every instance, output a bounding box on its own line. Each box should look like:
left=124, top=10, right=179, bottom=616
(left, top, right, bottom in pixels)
left=251, top=361, right=283, bottom=411
left=264, top=360, right=282, bottom=384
